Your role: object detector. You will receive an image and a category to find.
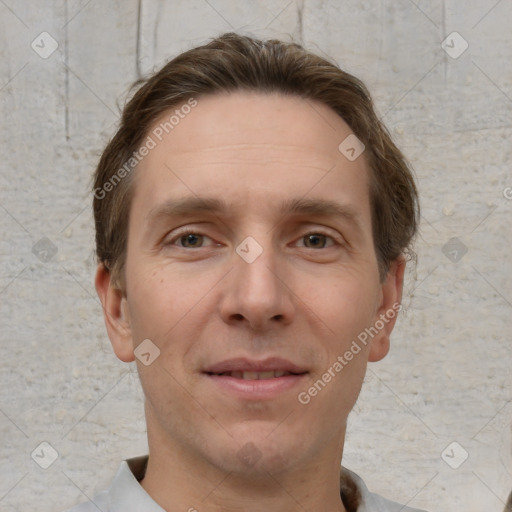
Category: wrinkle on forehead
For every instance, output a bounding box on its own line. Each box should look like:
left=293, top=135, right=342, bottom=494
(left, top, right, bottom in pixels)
left=149, top=91, right=352, bottom=150
left=165, top=141, right=343, bottom=174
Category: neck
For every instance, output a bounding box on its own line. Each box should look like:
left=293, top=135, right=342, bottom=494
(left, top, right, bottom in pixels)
left=140, top=414, right=348, bottom=512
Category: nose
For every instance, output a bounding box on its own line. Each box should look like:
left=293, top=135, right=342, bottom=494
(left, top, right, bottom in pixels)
left=218, top=237, right=295, bottom=331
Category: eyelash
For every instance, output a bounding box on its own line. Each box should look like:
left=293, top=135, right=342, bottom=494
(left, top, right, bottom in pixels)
left=295, top=231, right=339, bottom=248
left=166, top=228, right=341, bottom=249
left=168, top=229, right=216, bottom=248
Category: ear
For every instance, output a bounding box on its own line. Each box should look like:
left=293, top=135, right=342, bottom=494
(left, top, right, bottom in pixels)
left=94, top=263, right=135, bottom=363
left=368, top=255, right=406, bottom=362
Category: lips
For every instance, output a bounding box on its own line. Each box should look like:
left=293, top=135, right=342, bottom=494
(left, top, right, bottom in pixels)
left=204, top=357, right=308, bottom=380
left=215, top=370, right=293, bottom=380
left=205, top=370, right=307, bottom=400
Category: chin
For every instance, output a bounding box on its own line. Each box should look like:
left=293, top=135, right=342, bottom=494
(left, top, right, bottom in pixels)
left=209, top=426, right=305, bottom=477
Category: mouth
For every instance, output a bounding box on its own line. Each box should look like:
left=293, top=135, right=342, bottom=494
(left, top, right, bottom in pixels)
left=203, top=358, right=308, bottom=399
left=206, top=370, right=303, bottom=380
left=203, top=356, right=308, bottom=376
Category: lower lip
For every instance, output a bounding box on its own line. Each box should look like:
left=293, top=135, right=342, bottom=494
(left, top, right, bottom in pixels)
left=204, top=373, right=307, bottom=400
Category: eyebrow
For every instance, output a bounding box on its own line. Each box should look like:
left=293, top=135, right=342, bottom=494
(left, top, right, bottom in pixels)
left=146, top=196, right=362, bottom=231
left=146, top=197, right=228, bottom=224
left=283, top=197, right=361, bottom=227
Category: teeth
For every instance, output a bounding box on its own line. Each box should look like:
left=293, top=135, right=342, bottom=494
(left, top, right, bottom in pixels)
left=243, top=371, right=260, bottom=380
left=218, top=370, right=292, bottom=379
left=255, top=371, right=275, bottom=380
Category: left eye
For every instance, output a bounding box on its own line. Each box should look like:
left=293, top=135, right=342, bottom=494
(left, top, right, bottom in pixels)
left=171, top=232, right=214, bottom=248
left=297, top=233, right=336, bottom=249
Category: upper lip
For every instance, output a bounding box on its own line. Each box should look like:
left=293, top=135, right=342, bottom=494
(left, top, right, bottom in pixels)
left=204, top=357, right=308, bottom=374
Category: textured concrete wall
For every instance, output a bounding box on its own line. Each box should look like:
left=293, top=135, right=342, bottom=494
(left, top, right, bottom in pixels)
left=0, top=1, right=510, bottom=511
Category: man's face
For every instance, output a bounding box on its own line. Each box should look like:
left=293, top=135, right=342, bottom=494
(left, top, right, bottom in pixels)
left=99, top=91, right=403, bottom=476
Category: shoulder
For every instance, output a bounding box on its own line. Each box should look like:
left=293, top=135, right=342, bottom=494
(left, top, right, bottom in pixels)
left=61, top=490, right=109, bottom=512
left=341, top=467, right=430, bottom=512
left=363, top=491, right=429, bottom=512
left=61, top=456, right=152, bottom=512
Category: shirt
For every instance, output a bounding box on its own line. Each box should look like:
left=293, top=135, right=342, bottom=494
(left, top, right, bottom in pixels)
left=64, top=455, right=428, bottom=512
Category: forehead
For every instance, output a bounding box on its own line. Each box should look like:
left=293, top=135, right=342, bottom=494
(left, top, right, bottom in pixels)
left=146, top=91, right=353, bottom=163
left=130, top=91, right=371, bottom=226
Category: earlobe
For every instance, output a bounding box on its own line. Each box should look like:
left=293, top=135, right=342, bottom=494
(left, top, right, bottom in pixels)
left=368, top=256, right=406, bottom=363
left=94, top=263, right=135, bottom=363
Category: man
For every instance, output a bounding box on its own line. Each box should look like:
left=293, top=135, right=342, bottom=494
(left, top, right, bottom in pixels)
left=67, top=32, right=426, bottom=511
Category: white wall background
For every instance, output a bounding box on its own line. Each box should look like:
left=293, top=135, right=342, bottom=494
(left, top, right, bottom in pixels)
left=0, top=1, right=511, bottom=511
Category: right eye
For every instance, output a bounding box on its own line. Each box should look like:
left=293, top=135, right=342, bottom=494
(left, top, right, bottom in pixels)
left=166, top=230, right=215, bottom=248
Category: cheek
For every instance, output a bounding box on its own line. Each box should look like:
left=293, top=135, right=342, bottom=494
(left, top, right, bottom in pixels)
left=301, top=278, right=378, bottom=402
left=304, top=271, right=379, bottom=334
left=126, top=263, right=192, bottom=333
left=125, top=263, right=221, bottom=375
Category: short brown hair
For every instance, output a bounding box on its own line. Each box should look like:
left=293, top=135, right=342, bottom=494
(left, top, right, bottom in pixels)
left=93, top=32, right=419, bottom=288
